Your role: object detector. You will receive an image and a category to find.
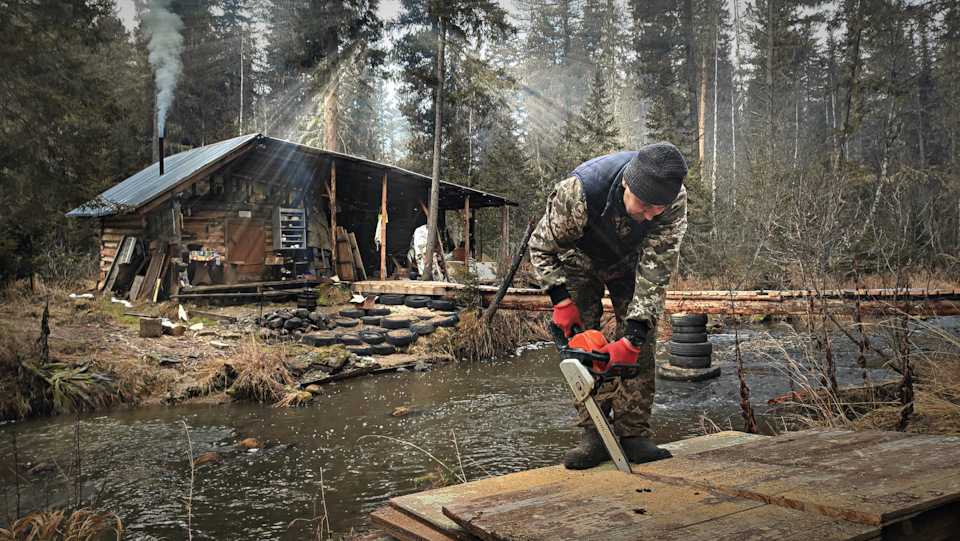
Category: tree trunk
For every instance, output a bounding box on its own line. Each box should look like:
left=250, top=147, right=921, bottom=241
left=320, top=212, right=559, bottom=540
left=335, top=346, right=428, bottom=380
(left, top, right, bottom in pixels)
left=732, top=0, right=742, bottom=195
left=684, top=0, right=698, bottom=155
left=710, top=29, right=718, bottom=207
left=239, top=25, right=244, bottom=135
left=423, top=16, right=447, bottom=280
left=325, top=37, right=340, bottom=152
left=766, top=0, right=775, bottom=155
left=699, top=55, right=707, bottom=168
left=839, top=0, right=863, bottom=165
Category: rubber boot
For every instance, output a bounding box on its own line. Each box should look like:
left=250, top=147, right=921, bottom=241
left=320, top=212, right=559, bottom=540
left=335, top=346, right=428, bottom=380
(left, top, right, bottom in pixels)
left=620, top=436, right=672, bottom=464
left=563, top=428, right=610, bottom=470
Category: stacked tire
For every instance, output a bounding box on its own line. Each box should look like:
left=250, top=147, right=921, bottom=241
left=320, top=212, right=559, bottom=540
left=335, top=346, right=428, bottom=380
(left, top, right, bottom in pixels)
left=657, top=313, right=721, bottom=382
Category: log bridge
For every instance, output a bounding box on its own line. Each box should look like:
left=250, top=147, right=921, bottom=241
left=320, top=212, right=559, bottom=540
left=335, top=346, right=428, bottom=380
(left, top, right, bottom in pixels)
left=352, top=280, right=960, bottom=316
left=370, top=428, right=960, bottom=540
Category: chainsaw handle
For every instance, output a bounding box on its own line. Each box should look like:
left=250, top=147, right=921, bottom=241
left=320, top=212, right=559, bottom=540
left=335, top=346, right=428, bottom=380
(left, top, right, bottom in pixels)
left=549, top=321, right=583, bottom=347
left=587, top=363, right=643, bottom=379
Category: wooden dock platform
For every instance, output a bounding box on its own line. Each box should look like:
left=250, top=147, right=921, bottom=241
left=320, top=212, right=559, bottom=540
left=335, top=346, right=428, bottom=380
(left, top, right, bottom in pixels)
left=370, top=429, right=960, bottom=540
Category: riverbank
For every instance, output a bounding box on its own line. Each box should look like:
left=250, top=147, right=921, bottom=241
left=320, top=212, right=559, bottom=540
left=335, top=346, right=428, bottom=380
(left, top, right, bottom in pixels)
left=0, top=280, right=552, bottom=421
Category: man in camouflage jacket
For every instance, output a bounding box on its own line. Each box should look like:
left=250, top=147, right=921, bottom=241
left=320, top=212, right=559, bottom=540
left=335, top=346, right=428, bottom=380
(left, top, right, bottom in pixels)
left=530, top=142, right=688, bottom=469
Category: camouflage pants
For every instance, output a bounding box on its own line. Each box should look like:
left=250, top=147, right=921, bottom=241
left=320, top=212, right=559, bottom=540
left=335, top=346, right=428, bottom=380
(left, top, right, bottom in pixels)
left=561, top=250, right=656, bottom=438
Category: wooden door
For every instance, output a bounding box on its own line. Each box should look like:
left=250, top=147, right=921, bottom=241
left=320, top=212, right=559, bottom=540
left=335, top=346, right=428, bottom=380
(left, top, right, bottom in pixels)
left=227, top=220, right=265, bottom=282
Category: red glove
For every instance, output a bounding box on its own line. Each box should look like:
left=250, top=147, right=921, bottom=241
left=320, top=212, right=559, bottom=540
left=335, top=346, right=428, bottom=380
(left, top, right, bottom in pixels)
left=552, top=299, right=582, bottom=338
left=598, top=338, right=641, bottom=368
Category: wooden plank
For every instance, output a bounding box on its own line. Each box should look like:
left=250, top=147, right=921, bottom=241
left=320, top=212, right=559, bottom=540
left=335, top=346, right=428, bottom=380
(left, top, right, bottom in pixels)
left=138, top=241, right=168, bottom=301
left=349, top=232, right=367, bottom=280
left=129, top=275, right=145, bottom=300
left=633, top=428, right=960, bottom=528
left=441, top=471, right=877, bottom=541
left=371, top=506, right=459, bottom=541
left=388, top=432, right=769, bottom=541
left=100, top=235, right=125, bottom=295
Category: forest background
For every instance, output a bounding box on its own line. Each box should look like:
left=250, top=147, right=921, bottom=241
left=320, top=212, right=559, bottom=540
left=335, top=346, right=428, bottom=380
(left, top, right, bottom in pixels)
left=3, top=0, right=959, bottom=292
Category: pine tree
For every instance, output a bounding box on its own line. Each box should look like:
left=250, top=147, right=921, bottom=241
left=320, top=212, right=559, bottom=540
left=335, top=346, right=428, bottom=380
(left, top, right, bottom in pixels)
left=0, top=1, right=152, bottom=279
left=580, top=67, right=623, bottom=158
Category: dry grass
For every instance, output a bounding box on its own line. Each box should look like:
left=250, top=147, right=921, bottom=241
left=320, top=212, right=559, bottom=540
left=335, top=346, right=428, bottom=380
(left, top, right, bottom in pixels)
left=226, top=337, right=294, bottom=403
left=447, top=310, right=550, bottom=362
left=774, top=320, right=960, bottom=436
left=0, top=508, right=122, bottom=541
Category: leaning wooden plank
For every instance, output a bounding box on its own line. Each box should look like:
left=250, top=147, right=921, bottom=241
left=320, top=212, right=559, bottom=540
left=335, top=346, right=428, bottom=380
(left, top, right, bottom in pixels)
left=371, top=506, right=460, bottom=541
left=349, top=232, right=367, bottom=280
left=138, top=241, right=168, bottom=301
left=441, top=471, right=877, bottom=541
left=129, top=275, right=145, bottom=300
left=100, top=235, right=125, bottom=295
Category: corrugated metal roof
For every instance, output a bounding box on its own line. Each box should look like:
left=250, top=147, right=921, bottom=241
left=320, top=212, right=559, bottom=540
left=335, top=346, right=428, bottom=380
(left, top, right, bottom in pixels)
left=67, top=134, right=260, bottom=217
left=68, top=133, right=516, bottom=218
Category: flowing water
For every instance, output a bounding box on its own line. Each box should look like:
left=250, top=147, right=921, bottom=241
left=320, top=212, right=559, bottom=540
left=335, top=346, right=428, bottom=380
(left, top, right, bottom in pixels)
left=0, top=326, right=896, bottom=539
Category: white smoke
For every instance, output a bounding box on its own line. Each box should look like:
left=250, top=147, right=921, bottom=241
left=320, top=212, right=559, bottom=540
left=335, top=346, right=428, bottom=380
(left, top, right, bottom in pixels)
left=138, top=0, right=184, bottom=137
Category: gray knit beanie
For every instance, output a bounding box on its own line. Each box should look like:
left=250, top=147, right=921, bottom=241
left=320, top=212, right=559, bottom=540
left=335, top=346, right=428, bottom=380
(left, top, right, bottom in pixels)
left=622, top=142, right=688, bottom=206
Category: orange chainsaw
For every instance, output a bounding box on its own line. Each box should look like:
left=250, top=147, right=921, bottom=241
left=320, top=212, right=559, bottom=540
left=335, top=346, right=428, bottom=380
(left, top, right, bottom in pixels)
left=550, top=322, right=642, bottom=473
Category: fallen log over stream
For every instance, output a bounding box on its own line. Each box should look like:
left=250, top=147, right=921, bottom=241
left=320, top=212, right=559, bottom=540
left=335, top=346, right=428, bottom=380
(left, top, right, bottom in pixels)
left=350, top=281, right=960, bottom=316
left=469, top=291, right=960, bottom=316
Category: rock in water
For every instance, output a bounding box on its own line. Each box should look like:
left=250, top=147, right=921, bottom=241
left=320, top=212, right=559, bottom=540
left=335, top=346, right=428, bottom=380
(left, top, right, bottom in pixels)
left=304, top=384, right=324, bottom=394
left=238, top=438, right=264, bottom=451
left=391, top=406, right=416, bottom=417
left=195, top=453, right=222, bottom=466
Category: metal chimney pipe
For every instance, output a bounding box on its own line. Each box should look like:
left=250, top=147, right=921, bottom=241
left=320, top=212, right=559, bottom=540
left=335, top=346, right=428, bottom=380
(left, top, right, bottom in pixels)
left=158, top=136, right=164, bottom=175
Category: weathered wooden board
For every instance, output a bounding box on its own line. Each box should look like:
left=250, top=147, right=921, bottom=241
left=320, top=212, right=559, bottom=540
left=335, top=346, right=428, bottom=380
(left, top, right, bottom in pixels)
left=441, top=471, right=878, bottom=541
left=385, top=432, right=766, bottom=541
left=634, top=428, right=960, bottom=527
left=371, top=506, right=458, bottom=541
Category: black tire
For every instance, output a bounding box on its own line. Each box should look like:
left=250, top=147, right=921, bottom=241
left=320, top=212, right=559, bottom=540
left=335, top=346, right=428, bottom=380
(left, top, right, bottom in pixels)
left=669, top=342, right=713, bottom=357
left=671, top=313, right=708, bottom=326
left=380, top=294, right=404, bottom=305
left=381, top=316, right=412, bottom=329
left=366, top=308, right=391, bottom=316
left=339, top=309, right=365, bottom=318
left=416, top=314, right=434, bottom=320
left=433, top=316, right=457, bottom=328
left=337, top=333, right=361, bottom=345
left=335, top=318, right=359, bottom=328
left=429, top=299, right=456, bottom=311
left=672, top=324, right=708, bottom=334
left=360, top=316, right=382, bottom=326
left=668, top=354, right=712, bottom=369
left=404, top=295, right=432, bottom=308
left=670, top=332, right=708, bottom=344
left=347, top=345, right=373, bottom=356
left=372, top=343, right=396, bottom=355
left=385, top=330, right=418, bottom=346
left=359, top=330, right=386, bottom=345
left=410, top=323, right=436, bottom=335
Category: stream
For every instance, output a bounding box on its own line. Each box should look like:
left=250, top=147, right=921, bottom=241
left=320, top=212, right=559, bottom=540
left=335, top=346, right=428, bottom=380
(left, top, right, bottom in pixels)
left=0, top=324, right=898, bottom=539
